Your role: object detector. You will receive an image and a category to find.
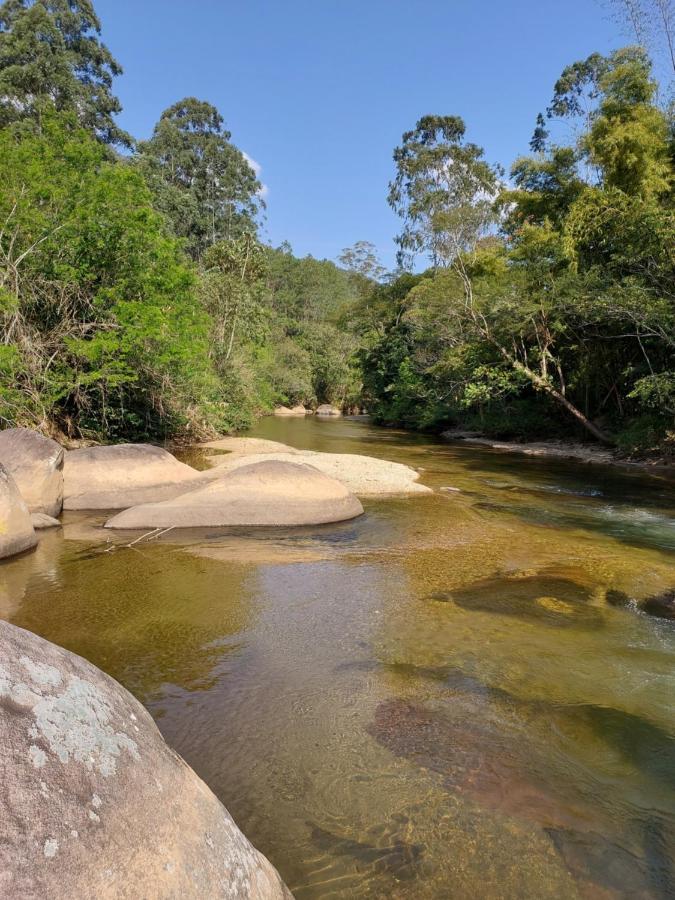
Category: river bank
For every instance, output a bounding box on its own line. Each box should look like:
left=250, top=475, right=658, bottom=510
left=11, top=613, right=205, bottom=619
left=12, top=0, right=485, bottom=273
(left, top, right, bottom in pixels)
left=440, top=428, right=675, bottom=471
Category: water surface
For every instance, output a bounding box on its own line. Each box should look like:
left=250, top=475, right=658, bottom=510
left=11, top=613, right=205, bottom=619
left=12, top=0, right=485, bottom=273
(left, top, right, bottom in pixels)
left=3, top=417, right=675, bottom=898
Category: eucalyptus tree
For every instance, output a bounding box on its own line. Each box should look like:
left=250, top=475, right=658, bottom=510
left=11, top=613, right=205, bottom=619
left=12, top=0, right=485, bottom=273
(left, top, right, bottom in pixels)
left=137, top=98, right=262, bottom=259
left=0, top=0, right=129, bottom=146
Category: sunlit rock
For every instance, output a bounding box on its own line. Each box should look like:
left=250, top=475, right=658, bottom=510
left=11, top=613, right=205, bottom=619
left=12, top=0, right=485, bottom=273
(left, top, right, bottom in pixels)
left=30, top=513, right=62, bottom=529
left=104, top=459, right=364, bottom=528
left=0, top=464, right=36, bottom=560
left=205, top=449, right=432, bottom=496
left=273, top=405, right=308, bottom=416
left=0, top=427, right=64, bottom=517
left=63, top=443, right=204, bottom=510
left=0, top=620, right=292, bottom=899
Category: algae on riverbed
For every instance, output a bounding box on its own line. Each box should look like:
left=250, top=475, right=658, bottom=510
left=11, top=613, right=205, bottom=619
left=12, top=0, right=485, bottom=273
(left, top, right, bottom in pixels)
left=2, top=416, right=674, bottom=899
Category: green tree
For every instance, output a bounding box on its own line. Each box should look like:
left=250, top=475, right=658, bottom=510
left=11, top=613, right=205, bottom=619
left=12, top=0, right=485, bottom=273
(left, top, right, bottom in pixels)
left=137, top=98, right=262, bottom=259
left=0, top=0, right=129, bottom=145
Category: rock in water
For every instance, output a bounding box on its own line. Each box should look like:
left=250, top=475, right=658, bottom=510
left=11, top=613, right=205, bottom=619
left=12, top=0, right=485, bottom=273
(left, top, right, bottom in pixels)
left=0, top=428, right=64, bottom=517
left=273, top=405, right=308, bottom=417
left=0, top=620, right=292, bottom=899
left=315, top=404, right=341, bottom=417
left=63, top=443, right=203, bottom=510
left=30, top=513, right=61, bottom=530
left=641, top=589, right=675, bottom=621
left=0, top=464, right=37, bottom=559
left=205, top=450, right=432, bottom=496
left=105, top=459, right=364, bottom=529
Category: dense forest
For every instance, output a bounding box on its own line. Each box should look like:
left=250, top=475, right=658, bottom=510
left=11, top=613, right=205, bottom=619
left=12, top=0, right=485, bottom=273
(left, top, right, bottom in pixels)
left=0, top=0, right=673, bottom=454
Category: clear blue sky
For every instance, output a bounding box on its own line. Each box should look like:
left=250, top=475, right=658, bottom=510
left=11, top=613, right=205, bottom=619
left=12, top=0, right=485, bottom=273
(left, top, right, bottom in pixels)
left=95, top=0, right=626, bottom=270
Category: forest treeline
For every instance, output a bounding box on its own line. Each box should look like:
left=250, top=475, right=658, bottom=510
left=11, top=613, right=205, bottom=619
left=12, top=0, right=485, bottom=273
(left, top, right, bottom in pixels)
left=0, top=0, right=673, bottom=453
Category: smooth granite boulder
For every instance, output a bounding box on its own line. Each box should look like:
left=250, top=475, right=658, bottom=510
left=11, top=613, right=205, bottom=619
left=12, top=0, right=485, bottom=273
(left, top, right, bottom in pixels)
left=0, top=620, right=292, bottom=899
left=105, top=459, right=364, bottom=529
left=0, top=464, right=37, bottom=560
left=63, top=443, right=204, bottom=510
left=0, top=428, right=64, bottom=517
left=205, top=450, right=432, bottom=497
left=315, top=404, right=341, bottom=417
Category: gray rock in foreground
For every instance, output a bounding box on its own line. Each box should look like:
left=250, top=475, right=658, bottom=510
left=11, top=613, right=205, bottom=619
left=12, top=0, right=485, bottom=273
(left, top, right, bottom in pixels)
left=0, top=464, right=37, bottom=559
left=64, top=443, right=204, bottom=509
left=0, top=428, right=64, bottom=517
left=105, top=459, right=364, bottom=529
left=0, top=620, right=292, bottom=899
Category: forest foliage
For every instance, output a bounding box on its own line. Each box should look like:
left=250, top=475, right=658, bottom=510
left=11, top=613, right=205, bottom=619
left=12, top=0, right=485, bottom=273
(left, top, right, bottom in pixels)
left=0, top=0, right=673, bottom=453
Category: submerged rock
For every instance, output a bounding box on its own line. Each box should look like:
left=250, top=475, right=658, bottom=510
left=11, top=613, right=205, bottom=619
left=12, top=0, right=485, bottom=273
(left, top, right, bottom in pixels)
left=63, top=443, right=203, bottom=509
left=315, top=404, right=341, bottom=417
left=206, top=449, right=432, bottom=496
left=0, top=464, right=37, bottom=559
left=0, top=620, right=292, bottom=899
left=0, top=427, right=64, bottom=517
left=309, top=823, right=424, bottom=881
left=105, top=459, right=364, bottom=529
left=442, top=572, right=603, bottom=627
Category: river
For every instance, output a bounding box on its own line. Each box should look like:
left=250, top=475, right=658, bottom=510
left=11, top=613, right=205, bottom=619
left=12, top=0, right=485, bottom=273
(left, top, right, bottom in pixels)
left=2, top=416, right=675, bottom=898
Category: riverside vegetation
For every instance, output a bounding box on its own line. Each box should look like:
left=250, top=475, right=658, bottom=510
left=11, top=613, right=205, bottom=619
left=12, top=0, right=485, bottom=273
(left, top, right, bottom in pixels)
left=0, top=0, right=673, bottom=456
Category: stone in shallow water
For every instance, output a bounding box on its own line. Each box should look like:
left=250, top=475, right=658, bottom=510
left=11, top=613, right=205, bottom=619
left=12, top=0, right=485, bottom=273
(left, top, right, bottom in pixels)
left=0, top=463, right=36, bottom=559
left=440, top=572, right=603, bottom=627
left=309, top=823, right=424, bottom=881
left=0, top=620, right=291, bottom=898
left=63, top=443, right=203, bottom=509
left=641, top=589, right=675, bottom=621
left=0, top=427, right=64, bottom=516
left=105, top=459, right=364, bottom=528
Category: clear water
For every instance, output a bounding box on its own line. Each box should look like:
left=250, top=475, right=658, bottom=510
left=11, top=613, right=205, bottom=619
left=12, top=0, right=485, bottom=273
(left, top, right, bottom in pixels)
left=2, top=417, right=675, bottom=898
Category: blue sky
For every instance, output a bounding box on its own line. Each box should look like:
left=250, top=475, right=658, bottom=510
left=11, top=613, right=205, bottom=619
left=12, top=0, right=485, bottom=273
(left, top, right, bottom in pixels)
left=95, top=0, right=626, bottom=270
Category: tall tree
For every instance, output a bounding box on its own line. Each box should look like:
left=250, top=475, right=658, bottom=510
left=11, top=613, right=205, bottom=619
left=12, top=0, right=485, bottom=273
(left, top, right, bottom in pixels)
left=0, top=0, right=129, bottom=145
left=137, top=98, right=262, bottom=259
left=388, top=115, right=500, bottom=270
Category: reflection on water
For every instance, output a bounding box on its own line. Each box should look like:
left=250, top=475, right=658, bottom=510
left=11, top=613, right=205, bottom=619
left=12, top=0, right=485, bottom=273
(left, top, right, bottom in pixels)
left=1, top=416, right=674, bottom=898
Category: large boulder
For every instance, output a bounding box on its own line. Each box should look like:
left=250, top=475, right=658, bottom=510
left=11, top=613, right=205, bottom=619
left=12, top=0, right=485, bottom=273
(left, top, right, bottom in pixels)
left=315, top=404, right=341, bottom=417
left=0, top=428, right=64, bottom=517
left=0, top=464, right=37, bottom=560
left=0, top=620, right=292, bottom=899
left=273, top=405, right=308, bottom=417
left=63, top=444, right=204, bottom=510
left=105, top=459, right=364, bottom=529
left=206, top=450, right=432, bottom=497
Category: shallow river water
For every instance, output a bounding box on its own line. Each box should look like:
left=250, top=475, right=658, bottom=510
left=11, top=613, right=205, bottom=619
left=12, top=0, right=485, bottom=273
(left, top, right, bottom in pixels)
left=3, top=417, right=675, bottom=898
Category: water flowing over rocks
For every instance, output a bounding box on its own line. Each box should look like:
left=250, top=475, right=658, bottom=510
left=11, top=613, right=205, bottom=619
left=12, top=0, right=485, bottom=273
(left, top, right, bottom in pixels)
left=63, top=443, right=204, bottom=510
left=104, top=459, right=364, bottom=529
left=0, top=620, right=292, bottom=899
left=0, top=464, right=37, bottom=560
left=0, top=427, right=64, bottom=517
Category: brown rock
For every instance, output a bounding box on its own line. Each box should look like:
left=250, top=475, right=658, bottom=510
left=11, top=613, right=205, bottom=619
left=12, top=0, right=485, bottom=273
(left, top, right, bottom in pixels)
left=63, top=444, right=204, bottom=510
left=0, top=428, right=64, bottom=517
left=105, top=459, right=364, bottom=529
left=0, top=464, right=36, bottom=559
left=273, top=405, right=308, bottom=417
left=0, top=620, right=292, bottom=899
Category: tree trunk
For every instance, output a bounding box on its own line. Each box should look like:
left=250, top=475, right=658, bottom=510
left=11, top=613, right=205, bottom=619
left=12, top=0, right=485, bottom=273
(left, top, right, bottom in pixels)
left=503, top=351, right=614, bottom=445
